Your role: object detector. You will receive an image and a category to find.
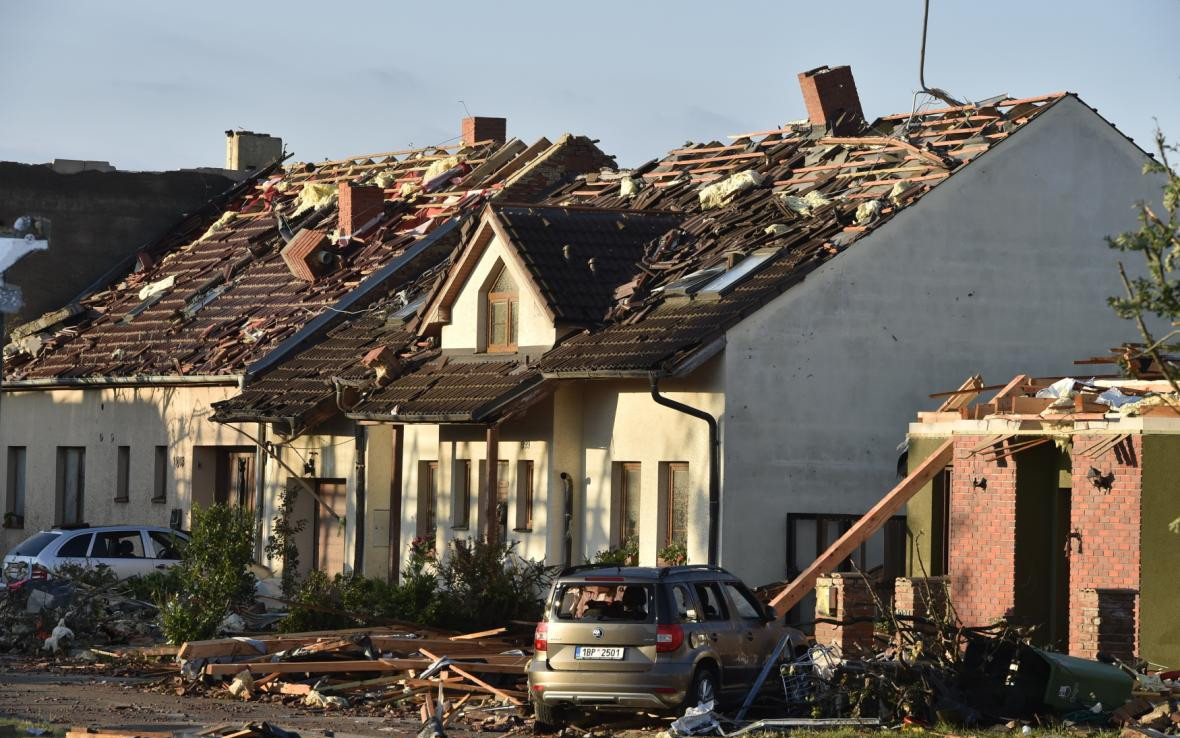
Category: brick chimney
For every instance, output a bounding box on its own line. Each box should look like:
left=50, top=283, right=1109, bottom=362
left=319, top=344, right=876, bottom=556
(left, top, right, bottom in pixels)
left=338, top=182, right=386, bottom=237
left=280, top=228, right=333, bottom=282
left=797, top=66, right=864, bottom=136
left=461, top=116, right=507, bottom=147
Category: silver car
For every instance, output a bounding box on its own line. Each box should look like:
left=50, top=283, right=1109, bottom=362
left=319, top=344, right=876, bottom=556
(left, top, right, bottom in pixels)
left=3, top=525, right=188, bottom=582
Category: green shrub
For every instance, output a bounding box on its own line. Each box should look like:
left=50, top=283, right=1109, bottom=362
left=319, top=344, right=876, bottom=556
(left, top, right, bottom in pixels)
left=159, top=503, right=256, bottom=644
left=264, top=483, right=307, bottom=599
left=593, top=537, right=638, bottom=566
left=124, top=566, right=183, bottom=604
left=277, top=536, right=551, bottom=632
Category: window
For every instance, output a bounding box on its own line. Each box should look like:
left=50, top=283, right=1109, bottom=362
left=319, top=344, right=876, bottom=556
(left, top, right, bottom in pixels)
left=56, top=447, right=85, bottom=526
left=554, top=583, right=654, bottom=623
left=613, top=462, right=641, bottom=547
left=93, top=530, right=145, bottom=558
left=58, top=533, right=93, bottom=558
left=724, top=582, right=764, bottom=620
left=416, top=460, right=438, bottom=539
left=696, top=250, right=777, bottom=298
left=785, top=513, right=907, bottom=629
left=152, top=446, right=168, bottom=502
left=515, top=460, right=534, bottom=531
left=5, top=446, right=26, bottom=527
left=12, top=531, right=59, bottom=556
left=485, top=265, right=519, bottom=352
left=147, top=531, right=185, bottom=560
left=115, top=446, right=130, bottom=502
left=662, top=462, right=689, bottom=548
left=494, top=459, right=509, bottom=540
left=693, top=582, right=728, bottom=621
left=671, top=584, right=697, bottom=623
left=452, top=459, right=471, bottom=529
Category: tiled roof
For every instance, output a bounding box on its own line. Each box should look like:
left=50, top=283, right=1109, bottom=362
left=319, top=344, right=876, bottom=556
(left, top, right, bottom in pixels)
left=487, top=204, right=683, bottom=323
left=538, top=93, right=1068, bottom=374
left=348, top=354, right=543, bottom=423
left=4, top=135, right=613, bottom=381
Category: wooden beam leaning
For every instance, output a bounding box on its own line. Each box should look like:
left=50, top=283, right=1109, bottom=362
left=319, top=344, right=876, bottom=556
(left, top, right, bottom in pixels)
left=768, top=437, right=955, bottom=616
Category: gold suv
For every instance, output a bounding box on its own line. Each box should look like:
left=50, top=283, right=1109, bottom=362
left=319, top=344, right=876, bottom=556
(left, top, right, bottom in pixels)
left=527, top=565, right=805, bottom=729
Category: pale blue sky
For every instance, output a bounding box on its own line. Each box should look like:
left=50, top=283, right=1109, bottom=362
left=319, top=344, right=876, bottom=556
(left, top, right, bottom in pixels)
left=2, top=1, right=1177, bottom=171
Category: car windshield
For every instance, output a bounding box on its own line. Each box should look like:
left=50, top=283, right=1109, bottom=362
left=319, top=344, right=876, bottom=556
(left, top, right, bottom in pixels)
left=554, top=583, right=654, bottom=622
left=10, top=531, right=60, bottom=556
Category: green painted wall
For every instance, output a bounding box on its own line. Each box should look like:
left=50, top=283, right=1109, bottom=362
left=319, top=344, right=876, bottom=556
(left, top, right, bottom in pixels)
left=1139, top=436, right=1180, bottom=666
left=905, top=435, right=949, bottom=576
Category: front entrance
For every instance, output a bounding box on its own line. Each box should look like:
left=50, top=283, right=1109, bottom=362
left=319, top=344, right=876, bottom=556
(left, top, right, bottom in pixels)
left=286, top=477, right=347, bottom=577
left=214, top=447, right=256, bottom=513
left=1013, top=443, right=1072, bottom=649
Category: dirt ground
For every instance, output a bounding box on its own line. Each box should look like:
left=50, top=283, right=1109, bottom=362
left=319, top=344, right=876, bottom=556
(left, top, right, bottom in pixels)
left=0, top=669, right=510, bottom=738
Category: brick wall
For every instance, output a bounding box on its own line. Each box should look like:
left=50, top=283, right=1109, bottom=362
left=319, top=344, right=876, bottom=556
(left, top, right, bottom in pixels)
left=948, top=435, right=1019, bottom=626
left=813, top=573, right=876, bottom=656
left=1068, top=434, right=1142, bottom=657
left=1073, top=588, right=1138, bottom=661
left=894, top=576, right=950, bottom=623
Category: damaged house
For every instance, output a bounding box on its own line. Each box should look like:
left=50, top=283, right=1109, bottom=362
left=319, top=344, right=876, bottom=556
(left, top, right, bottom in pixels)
left=0, top=116, right=615, bottom=571
left=207, top=66, right=1164, bottom=593
left=903, top=356, right=1180, bottom=667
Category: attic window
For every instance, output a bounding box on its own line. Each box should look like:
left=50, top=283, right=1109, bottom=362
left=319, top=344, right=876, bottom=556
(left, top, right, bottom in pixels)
left=486, top=265, right=518, bottom=353
left=696, top=250, right=777, bottom=299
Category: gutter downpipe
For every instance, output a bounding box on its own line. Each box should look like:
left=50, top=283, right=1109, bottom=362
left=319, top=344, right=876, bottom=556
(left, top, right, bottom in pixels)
left=352, top=425, right=367, bottom=574
left=649, top=374, right=720, bottom=567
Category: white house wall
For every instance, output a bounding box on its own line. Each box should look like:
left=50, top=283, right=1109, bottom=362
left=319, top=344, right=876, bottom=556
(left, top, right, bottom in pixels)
left=720, top=96, right=1165, bottom=587
left=0, top=384, right=247, bottom=554
left=439, top=232, right=556, bottom=351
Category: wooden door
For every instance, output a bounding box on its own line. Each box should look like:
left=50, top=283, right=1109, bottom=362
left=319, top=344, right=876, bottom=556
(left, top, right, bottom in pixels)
left=314, top=479, right=347, bottom=575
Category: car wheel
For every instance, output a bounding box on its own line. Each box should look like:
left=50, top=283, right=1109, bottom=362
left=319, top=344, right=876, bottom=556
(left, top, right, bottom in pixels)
left=532, top=697, right=566, bottom=733
left=684, top=664, right=720, bottom=711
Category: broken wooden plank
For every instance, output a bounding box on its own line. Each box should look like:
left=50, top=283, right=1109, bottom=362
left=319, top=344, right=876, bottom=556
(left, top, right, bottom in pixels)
left=768, top=437, right=954, bottom=616
left=449, top=627, right=507, bottom=641
left=936, top=374, right=983, bottom=412
left=419, top=648, right=523, bottom=705
left=204, top=657, right=525, bottom=677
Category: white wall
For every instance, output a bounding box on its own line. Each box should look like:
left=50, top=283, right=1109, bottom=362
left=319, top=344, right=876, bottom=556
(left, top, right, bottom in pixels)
left=439, top=232, right=556, bottom=351
left=720, top=96, right=1166, bottom=587
left=575, top=359, right=724, bottom=566
left=0, top=384, right=248, bottom=553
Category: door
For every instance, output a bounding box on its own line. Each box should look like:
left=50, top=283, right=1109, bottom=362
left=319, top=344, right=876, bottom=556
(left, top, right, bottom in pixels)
left=314, top=479, right=346, bottom=575
left=723, top=581, right=778, bottom=684
left=215, top=448, right=257, bottom=514
left=89, top=529, right=155, bottom=578
left=1049, top=487, right=1072, bottom=650
left=692, top=581, right=744, bottom=690
left=145, top=530, right=187, bottom=573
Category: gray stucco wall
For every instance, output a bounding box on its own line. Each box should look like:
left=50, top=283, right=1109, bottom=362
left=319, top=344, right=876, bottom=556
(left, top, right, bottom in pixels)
left=0, top=162, right=235, bottom=328
left=719, top=96, right=1164, bottom=587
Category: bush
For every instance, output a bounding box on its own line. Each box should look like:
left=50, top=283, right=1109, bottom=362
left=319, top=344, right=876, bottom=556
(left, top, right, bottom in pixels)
left=277, top=536, right=552, bottom=632
left=124, top=566, right=183, bottom=604
left=159, top=503, right=256, bottom=644
left=593, top=537, right=638, bottom=566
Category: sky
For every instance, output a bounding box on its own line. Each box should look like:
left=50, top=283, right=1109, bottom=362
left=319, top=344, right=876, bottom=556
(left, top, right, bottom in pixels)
left=1, top=1, right=1178, bottom=171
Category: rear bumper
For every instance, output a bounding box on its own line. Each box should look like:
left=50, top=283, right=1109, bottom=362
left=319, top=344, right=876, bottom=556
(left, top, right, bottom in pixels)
left=527, top=661, right=689, bottom=709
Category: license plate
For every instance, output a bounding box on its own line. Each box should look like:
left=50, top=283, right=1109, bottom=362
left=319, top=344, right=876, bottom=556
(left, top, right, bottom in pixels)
left=575, top=646, right=624, bottom=660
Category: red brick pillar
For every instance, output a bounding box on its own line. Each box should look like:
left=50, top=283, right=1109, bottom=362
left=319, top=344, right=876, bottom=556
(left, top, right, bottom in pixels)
left=1072, top=588, right=1138, bottom=661
left=1068, top=435, right=1142, bottom=658
left=949, top=435, right=1019, bottom=626
left=893, top=576, right=950, bottom=623
left=814, top=573, right=876, bottom=655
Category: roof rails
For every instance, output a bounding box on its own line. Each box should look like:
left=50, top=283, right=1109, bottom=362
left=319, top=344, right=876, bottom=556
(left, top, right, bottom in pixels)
left=658, top=564, right=732, bottom=578
left=558, top=563, right=624, bottom=577
left=56, top=523, right=91, bottom=530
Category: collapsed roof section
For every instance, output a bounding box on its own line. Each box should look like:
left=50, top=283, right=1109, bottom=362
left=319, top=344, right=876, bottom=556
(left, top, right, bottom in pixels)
left=4, top=131, right=614, bottom=382
left=538, top=92, right=1067, bottom=376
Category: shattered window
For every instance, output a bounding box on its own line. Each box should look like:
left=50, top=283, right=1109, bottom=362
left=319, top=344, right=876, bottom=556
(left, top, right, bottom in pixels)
left=554, top=583, right=654, bottom=622
left=693, top=582, right=728, bottom=621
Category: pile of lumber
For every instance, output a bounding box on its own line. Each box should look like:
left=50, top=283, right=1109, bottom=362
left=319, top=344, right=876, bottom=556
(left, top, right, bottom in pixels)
left=178, top=624, right=529, bottom=725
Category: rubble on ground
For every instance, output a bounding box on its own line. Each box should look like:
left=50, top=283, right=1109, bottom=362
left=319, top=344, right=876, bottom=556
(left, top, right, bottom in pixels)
left=0, top=575, right=160, bottom=655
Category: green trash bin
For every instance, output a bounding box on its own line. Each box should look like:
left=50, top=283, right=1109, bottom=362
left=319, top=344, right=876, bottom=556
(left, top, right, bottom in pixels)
left=1016, top=648, right=1133, bottom=712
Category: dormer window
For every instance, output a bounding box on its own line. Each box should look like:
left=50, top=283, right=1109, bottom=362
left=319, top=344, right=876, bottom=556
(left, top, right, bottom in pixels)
left=486, top=265, right=518, bottom=352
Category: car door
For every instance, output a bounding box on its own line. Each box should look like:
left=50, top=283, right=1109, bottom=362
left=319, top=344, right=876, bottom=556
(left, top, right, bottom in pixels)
left=723, top=581, right=779, bottom=685
left=691, top=581, right=745, bottom=690
left=144, top=530, right=186, bottom=571
left=89, top=529, right=153, bottom=578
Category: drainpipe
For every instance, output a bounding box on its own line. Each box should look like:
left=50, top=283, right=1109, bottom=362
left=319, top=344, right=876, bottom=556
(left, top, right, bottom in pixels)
left=559, top=472, right=574, bottom=567
left=352, top=425, right=367, bottom=573
left=253, top=422, right=267, bottom=563
left=649, top=375, right=720, bottom=567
